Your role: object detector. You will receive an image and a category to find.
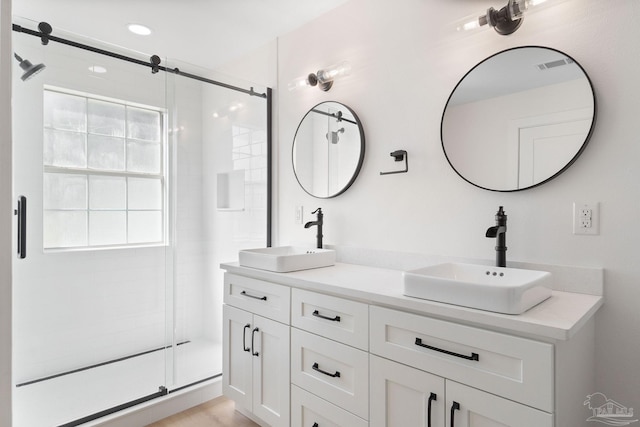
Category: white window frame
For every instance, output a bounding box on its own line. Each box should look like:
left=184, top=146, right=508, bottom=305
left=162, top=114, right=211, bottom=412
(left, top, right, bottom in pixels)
left=43, top=87, right=168, bottom=250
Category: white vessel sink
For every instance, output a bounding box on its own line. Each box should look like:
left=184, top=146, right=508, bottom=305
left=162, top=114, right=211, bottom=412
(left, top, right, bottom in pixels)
left=239, top=246, right=336, bottom=272
left=403, top=262, right=552, bottom=314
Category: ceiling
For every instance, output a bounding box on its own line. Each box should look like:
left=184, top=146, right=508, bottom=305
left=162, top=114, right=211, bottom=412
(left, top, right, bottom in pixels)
left=11, top=0, right=350, bottom=71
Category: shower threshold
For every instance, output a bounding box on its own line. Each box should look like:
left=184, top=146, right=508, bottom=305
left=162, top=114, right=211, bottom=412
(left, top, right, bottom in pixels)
left=13, top=340, right=222, bottom=427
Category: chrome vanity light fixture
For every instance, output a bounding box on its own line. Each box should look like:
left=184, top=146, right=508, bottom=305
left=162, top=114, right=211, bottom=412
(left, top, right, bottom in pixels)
left=288, top=61, right=351, bottom=92
left=457, top=0, right=568, bottom=35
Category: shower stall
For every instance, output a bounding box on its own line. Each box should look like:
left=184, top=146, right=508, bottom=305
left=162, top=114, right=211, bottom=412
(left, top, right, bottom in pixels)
left=11, top=18, right=271, bottom=427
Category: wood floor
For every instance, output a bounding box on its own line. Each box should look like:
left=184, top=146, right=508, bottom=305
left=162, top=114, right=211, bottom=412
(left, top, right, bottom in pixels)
left=146, top=397, right=259, bottom=427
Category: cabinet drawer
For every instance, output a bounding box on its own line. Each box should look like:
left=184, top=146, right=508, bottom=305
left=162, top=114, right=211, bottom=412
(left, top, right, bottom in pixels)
left=224, top=273, right=290, bottom=324
left=291, top=328, right=369, bottom=419
left=370, top=306, right=553, bottom=412
left=291, top=288, right=369, bottom=350
left=291, top=385, right=368, bottom=427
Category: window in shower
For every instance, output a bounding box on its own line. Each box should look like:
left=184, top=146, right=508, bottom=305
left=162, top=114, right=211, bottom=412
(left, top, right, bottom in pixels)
left=42, top=88, right=166, bottom=249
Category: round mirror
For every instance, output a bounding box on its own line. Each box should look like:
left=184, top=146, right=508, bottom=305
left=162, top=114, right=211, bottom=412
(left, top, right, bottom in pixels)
left=293, top=101, right=365, bottom=198
left=441, top=46, right=596, bottom=192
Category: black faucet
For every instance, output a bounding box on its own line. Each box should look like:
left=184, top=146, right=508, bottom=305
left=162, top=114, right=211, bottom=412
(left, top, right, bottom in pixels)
left=485, top=206, right=507, bottom=267
left=304, top=208, right=324, bottom=249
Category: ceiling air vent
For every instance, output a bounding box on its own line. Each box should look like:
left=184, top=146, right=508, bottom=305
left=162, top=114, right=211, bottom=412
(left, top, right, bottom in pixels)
left=536, top=58, right=574, bottom=71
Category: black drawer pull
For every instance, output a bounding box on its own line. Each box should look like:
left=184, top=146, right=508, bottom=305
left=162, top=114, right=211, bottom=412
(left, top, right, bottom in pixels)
left=251, top=327, right=259, bottom=357
left=450, top=401, right=460, bottom=427
left=312, top=424, right=319, bottom=427
left=241, top=290, right=267, bottom=301
left=243, top=324, right=251, bottom=352
left=428, top=392, right=437, bottom=427
left=312, top=362, right=340, bottom=378
left=415, top=338, right=479, bottom=361
left=312, top=310, right=341, bottom=322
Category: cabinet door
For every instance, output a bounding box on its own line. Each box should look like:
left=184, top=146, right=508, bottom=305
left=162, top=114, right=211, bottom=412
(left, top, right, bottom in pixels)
left=370, top=355, right=445, bottom=427
left=222, top=304, right=253, bottom=410
left=252, top=315, right=290, bottom=427
left=446, top=381, right=553, bottom=427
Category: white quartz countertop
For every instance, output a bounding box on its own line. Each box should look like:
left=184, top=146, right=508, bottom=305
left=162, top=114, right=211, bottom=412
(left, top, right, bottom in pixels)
left=221, top=262, right=603, bottom=341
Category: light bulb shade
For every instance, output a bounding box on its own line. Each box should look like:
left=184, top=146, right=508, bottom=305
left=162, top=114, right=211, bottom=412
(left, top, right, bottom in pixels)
left=288, top=73, right=317, bottom=91
left=316, top=61, right=351, bottom=84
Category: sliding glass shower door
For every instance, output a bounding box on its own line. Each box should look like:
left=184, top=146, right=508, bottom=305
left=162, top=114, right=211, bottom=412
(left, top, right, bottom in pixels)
left=12, top=17, right=271, bottom=427
left=12, top=19, right=170, bottom=426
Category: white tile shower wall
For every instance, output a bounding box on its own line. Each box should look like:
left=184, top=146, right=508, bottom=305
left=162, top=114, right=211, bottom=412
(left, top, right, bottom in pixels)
left=268, top=0, right=639, bottom=408
left=11, top=36, right=207, bottom=384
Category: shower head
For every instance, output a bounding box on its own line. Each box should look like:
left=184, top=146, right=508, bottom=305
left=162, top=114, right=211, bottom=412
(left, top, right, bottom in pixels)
left=14, top=53, right=46, bottom=81
left=326, top=127, right=345, bottom=144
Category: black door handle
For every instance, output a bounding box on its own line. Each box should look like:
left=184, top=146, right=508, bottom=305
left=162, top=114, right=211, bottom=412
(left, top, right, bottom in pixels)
left=428, top=392, right=437, bottom=427
left=241, top=290, right=267, bottom=301
left=415, top=338, right=479, bottom=361
left=251, top=327, right=259, bottom=357
left=312, top=423, right=319, bottom=427
left=243, top=323, right=251, bottom=352
left=450, top=401, right=460, bottom=427
left=312, top=362, right=340, bottom=378
left=16, top=196, right=27, bottom=259
left=312, top=310, right=341, bottom=322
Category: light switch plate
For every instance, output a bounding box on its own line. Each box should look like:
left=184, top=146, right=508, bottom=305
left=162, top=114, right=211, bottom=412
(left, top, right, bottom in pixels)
left=295, top=206, right=303, bottom=225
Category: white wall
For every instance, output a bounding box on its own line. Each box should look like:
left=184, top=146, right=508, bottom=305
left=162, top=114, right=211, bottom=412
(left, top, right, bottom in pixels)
left=274, top=0, right=640, bottom=408
left=0, top=0, right=12, bottom=424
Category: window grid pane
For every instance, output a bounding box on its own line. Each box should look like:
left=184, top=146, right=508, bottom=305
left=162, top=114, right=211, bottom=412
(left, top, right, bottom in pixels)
left=43, top=89, right=165, bottom=249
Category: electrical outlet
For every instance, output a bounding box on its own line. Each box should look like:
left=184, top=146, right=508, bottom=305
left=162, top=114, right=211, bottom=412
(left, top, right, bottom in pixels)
left=295, top=206, right=303, bottom=224
left=573, top=202, right=599, bottom=235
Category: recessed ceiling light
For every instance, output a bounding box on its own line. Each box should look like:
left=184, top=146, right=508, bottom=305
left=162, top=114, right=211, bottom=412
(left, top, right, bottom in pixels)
left=88, top=65, right=107, bottom=74
left=127, top=23, right=152, bottom=36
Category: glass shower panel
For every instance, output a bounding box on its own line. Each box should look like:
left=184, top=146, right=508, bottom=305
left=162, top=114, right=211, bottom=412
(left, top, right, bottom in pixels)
left=164, top=60, right=269, bottom=389
left=12, top=18, right=169, bottom=427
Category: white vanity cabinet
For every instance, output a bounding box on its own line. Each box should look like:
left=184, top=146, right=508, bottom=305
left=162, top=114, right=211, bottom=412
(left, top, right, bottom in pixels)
left=221, top=262, right=600, bottom=427
left=223, top=274, right=291, bottom=427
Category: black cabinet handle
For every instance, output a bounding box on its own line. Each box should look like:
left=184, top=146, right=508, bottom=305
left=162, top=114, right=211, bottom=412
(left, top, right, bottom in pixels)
left=312, top=424, right=319, bottom=427
left=312, top=310, right=341, bottom=322
left=427, top=392, right=437, bottom=427
left=251, top=327, right=259, bottom=357
left=450, top=401, right=460, bottom=427
left=241, top=290, right=267, bottom=301
left=312, top=362, right=340, bottom=378
left=415, top=338, right=479, bottom=361
left=243, top=323, right=251, bottom=352
left=16, top=196, right=26, bottom=259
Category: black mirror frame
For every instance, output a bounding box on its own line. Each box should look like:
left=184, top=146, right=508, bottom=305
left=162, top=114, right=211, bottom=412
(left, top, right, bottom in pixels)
left=440, top=45, right=597, bottom=192
left=292, top=101, right=366, bottom=199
